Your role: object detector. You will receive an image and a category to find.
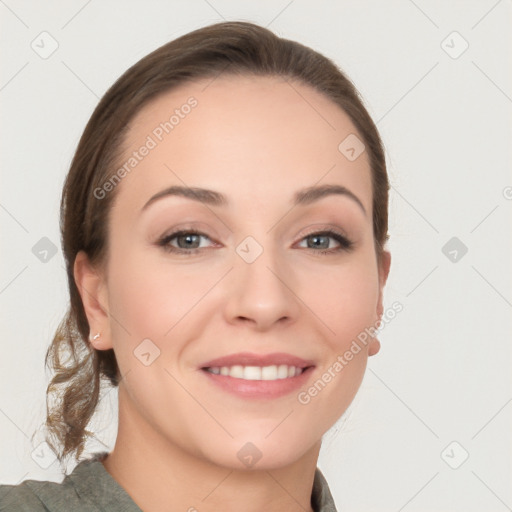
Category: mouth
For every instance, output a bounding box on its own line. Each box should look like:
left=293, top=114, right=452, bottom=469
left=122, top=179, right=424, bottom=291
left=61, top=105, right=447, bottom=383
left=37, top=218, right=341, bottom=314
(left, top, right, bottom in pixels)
left=199, top=352, right=316, bottom=399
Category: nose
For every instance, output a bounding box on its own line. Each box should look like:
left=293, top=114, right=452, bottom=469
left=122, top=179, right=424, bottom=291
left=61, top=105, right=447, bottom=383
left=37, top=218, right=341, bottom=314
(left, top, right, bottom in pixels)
left=223, top=241, right=301, bottom=331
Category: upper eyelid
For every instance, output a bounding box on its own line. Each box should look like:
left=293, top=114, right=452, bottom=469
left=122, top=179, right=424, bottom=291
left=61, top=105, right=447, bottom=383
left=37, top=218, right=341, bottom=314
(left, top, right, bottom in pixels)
left=299, top=225, right=349, bottom=240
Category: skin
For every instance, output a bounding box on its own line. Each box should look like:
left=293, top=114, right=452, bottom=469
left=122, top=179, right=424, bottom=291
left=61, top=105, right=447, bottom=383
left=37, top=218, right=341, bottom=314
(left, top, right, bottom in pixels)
left=75, top=74, right=391, bottom=512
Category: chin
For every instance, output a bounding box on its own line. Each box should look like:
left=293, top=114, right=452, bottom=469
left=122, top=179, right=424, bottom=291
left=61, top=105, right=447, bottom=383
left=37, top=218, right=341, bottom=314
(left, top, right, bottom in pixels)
left=198, top=432, right=318, bottom=472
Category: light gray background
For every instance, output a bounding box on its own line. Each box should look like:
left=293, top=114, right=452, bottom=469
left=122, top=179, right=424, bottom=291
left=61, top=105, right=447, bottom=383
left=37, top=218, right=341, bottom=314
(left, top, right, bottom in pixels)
left=1, top=1, right=511, bottom=510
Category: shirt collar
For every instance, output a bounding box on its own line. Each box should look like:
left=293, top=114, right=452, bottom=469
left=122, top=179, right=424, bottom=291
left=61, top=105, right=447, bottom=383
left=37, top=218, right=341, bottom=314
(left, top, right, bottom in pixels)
left=312, top=467, right=338, bottom=512
left=69, top=453, right=141, bottom=512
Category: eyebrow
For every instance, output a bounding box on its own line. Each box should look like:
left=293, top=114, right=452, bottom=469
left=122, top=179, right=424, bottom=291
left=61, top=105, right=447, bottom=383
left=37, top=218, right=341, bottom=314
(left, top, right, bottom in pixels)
left=141, top=184, right=366, bottom=215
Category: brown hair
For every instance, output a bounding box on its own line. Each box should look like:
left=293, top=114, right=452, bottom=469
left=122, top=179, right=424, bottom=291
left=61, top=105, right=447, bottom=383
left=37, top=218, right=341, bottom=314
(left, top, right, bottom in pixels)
left=44, top=20, right=389, bottom=464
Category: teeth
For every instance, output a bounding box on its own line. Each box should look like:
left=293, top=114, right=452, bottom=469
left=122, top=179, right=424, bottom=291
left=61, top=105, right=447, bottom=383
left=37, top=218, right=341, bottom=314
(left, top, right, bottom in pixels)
left=205, top=364, right=305, bottom=380
left=243, top=366, right=261, bottom=380
left=277, top=364, right=289, bottom=379
left=230, top=365, right=244, bottom=378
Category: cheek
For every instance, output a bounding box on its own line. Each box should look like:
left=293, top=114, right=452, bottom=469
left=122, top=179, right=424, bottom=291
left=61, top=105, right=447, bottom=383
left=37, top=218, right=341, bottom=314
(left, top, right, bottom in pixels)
left=298, top=256, right=380, bottom=348
left=292, top=260, right=379, bottom=424
left=106, top=250, right=226, bottom=352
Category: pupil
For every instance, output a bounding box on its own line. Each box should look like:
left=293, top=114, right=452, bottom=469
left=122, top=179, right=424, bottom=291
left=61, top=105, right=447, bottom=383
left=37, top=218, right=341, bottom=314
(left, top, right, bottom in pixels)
left=179, top=234, right=199, bottom=248
left=310, top=235, right=328, bottom=249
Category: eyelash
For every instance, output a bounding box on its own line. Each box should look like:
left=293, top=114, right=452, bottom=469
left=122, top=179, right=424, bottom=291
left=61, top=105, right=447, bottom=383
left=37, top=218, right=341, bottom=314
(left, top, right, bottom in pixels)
left=156, top=228, right=354, bottom=256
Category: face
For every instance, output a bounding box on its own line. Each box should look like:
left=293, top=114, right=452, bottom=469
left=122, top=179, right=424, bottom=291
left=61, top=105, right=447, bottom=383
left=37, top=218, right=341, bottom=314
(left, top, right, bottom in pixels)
left=77, top=75, right=390, bottom=470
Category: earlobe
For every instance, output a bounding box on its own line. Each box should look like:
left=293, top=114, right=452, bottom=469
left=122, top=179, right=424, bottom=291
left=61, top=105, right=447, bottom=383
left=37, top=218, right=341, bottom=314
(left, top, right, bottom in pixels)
left=368, top=338, right=380, bottom=356
left=73, top=250, right=113, bottom=350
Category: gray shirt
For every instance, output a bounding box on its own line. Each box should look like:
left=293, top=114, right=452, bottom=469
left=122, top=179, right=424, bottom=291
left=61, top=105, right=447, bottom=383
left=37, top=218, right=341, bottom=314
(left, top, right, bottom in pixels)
left=0, top=453, right=338, bottom=511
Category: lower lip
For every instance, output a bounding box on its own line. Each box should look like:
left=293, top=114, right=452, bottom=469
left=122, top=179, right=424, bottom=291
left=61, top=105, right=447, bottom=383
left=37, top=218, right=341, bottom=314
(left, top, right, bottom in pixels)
left=200, top=367, right=315, bottom=399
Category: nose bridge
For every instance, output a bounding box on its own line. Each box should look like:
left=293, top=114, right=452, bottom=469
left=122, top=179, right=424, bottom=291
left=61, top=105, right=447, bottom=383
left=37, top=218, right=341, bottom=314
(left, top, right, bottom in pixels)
left=224, top=233, right=299, bottom=328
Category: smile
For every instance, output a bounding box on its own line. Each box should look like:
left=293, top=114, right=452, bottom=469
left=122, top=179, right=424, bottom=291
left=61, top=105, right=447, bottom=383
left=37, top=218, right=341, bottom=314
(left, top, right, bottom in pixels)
left=200, top=365, right=315, bottom=399
left=204, top=364, right=305, bottom=380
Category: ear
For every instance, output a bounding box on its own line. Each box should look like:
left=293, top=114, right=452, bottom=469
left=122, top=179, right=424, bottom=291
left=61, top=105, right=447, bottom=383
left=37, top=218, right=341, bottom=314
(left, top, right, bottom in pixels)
left=368, top=250, right=391, bottom=357
left=73, top=250, right=113, bottom=350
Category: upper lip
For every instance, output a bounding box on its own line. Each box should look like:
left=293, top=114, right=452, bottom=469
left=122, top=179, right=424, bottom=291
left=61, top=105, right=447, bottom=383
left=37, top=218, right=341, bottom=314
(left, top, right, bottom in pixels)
left=200, top=352, right=315, bottom=369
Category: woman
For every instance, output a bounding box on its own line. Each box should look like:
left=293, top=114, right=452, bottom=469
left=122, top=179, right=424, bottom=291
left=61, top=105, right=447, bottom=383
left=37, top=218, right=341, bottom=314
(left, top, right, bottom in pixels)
left=0, top=20, right=390, bottom=511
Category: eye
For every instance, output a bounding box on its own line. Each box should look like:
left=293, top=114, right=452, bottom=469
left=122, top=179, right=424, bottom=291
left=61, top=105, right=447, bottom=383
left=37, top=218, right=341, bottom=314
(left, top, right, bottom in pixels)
left=297, top=229, right=354, bottom=255
left=157, top=228, right=354, bottom=256
left=157, top=230, right=215, bottom=254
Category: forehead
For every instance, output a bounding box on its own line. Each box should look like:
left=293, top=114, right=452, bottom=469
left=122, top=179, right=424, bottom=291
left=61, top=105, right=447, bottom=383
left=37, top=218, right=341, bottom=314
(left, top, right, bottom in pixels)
left=112, top=74, right=372, bottom=216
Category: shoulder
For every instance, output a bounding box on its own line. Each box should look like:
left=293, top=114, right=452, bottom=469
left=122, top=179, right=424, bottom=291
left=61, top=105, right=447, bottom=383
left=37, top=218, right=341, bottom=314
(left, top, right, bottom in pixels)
left=0, top=453, right=141, bottom=512
left=0, top=454, right=110, bottom=512
left=0, top=477, right=70, bottom=511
